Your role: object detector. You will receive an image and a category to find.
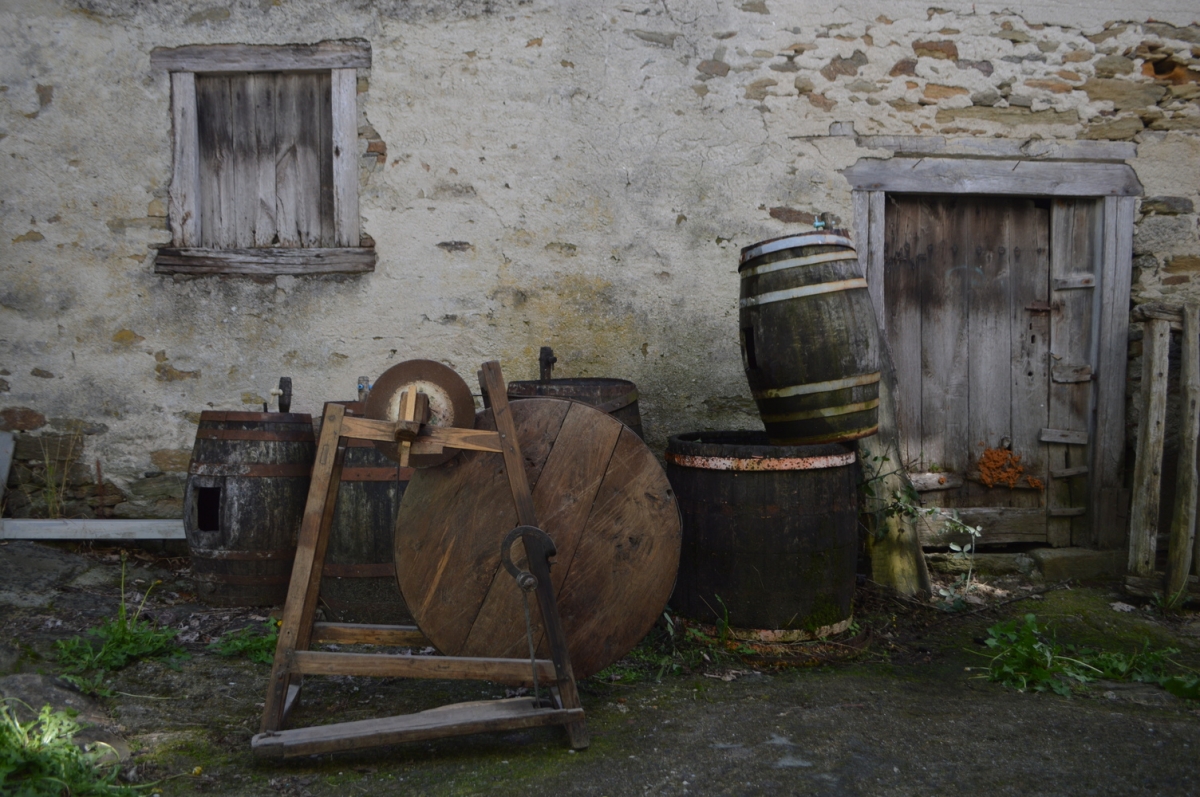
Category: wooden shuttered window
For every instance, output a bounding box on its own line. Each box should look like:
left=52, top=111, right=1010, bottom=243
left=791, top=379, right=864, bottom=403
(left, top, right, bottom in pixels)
left=151, top=41, right=374, bottom=275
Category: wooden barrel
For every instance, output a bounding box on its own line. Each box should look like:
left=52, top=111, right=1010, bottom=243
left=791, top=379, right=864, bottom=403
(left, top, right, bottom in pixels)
left=319, top=401, right=413, bottom=624
left=184, top=411, right=315, bottom=607
left=666, top=431, right=858, bottom=635
left=506, top=378, right=644, bottom=439
left=739, top=233, right=880, bottom=445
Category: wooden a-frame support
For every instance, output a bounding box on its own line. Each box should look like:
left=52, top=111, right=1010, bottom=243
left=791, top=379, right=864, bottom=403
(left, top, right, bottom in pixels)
left=252, top=361, right=588, bottom=758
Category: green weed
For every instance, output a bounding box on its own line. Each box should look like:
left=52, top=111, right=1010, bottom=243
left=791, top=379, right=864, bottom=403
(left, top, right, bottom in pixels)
left=0, top=699, right=136, bottom=796
left=208, top=620, right=279, bottom=665
left=55, top=553, right=186, bottom=695
left=980, top=613, right=1196, bottom=698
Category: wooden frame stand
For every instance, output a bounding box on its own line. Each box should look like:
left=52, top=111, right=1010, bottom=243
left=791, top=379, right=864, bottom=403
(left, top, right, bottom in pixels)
left=251, top=361, right=588, bottom=758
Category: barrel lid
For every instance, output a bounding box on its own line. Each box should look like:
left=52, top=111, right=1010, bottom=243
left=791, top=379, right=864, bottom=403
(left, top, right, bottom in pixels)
left=739, top=233, right=856, bottom=267
left=666, top=431, right=856, bottom=471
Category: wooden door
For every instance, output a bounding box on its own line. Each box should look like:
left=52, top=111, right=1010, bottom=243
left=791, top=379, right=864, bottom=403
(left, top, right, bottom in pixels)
left=884, top=195, right=1101, bottom=546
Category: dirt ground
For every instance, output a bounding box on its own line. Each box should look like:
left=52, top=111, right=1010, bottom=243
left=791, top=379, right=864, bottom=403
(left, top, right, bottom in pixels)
left=3, top=539, right=1200, bottom=796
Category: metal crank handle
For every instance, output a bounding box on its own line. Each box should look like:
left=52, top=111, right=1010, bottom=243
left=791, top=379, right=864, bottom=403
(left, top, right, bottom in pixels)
left=501, top=525, right=556, bottom=592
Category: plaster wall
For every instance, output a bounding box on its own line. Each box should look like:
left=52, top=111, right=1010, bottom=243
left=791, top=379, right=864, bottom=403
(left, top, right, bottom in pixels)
left=1, top=0, right=1198, bottom=517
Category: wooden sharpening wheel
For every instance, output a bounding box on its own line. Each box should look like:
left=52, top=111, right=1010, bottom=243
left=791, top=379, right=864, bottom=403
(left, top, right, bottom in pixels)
left=251, top=359, right=680, bottom=759
left=396, top=396, right=682, bottom=679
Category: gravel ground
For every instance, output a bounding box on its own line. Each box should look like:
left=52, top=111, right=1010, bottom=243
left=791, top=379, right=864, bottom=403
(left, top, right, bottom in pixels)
left=3, top=539, right=1200, bottom=796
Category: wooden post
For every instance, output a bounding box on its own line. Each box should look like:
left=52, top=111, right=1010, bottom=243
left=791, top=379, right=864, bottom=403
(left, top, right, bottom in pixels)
left=1128, top=318, right=1171, bottom=577
left=1167, top=306, right=1200, bottom=605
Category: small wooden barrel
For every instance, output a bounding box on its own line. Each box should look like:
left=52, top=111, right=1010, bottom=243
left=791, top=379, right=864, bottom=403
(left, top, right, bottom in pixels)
left=319, top=402, right=413, bottom=624
left=666, top=431, right=858, bottom=635
left=739, top=233, right=880, bottom=445
left=184, top=411, right=315, bottom=607
left=505, top=378, right=644, bottom=439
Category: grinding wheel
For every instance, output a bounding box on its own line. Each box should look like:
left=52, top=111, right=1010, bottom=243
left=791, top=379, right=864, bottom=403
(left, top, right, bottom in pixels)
left=394, top=397, right=681, bottom=679
left=364, top=360, right=476, bottom=468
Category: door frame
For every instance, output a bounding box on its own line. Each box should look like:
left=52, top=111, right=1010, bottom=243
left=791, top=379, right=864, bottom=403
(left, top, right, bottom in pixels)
left=844, top=156, right=1142, bottom=550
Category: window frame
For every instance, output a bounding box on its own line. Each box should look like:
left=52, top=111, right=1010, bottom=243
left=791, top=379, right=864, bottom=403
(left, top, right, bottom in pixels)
left=150, top=40, right=374, bottom=275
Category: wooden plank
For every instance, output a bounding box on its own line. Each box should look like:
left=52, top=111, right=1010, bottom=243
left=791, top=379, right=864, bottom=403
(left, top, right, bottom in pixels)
left=261, top=404, right=346, bottom=733
left=867, top=190, right=886, bottom=331
left=842, top=158, right=1143, bottom=197
left=1052, top=274, right=1096, bottom=290
left=883, top=195, right=923, bottom=470
left=154, top=247, right=376, bottom=275
left=230, top=74, right=256, bottom=248
left=309, top=623, right=428, bottom=646
left=274, top=73, right=302, bottom=248
left=0, top=519, right=186, bottom=540
left=1128, top=317, right=1171, bottom=577
left=919, top=507, right=1047, bottom=547
left=252, top=698, right=580, bottom=759
left=316, top=72, right=335, bottom=246
left=1051, top=465, right=1089, bottom=479
left=331, top=68, right=359, bottom=247
left=169, top=72, right=200, bottom=247
left=909, top=471, right=964, bottom=492
left=1040, top=428, right=1089, bottom=445
left=1049, top=198, right=1101, bottom=547
left=196, top=75, right=235, bottom=248
left=290, top=650, right=557, bottom=682
left=967, top=198, right=1015, bottom=509
left=481, top=362, right=538, bottom=527
left=1168, top=305, right=1200, bottom=604
left=854, top=136, right=1136, bottom=161
left=1093, top=195, right=1136, bottom=550
left=151, top=40, right=372, bottom=72
left=1005, top=198, right=1051, bottom=517
left=248, top=73, right=277, bottom=247
left=921, top=198, right=969, bottom=488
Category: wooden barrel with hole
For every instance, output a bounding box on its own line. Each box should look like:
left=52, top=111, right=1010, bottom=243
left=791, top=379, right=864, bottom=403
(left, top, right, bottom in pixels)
left=739, top=233, right=880, bottom=445
left=318, top=401, right=413, bottom=624
left=184, top=411, right=315, bottom=607
left=666, top=431, right=858, bottom=636
left=505, top=378, right=645, bottom=439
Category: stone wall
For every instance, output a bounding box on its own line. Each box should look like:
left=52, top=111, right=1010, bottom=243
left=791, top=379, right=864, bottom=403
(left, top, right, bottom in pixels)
left=1, top=0, right=1198, bottom=516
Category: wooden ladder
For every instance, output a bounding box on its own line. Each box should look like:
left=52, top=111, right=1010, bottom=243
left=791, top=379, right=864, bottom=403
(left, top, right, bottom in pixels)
left=251, top=361, right=588, bottom=758
left=1126, top=303, right=1200, bottom=605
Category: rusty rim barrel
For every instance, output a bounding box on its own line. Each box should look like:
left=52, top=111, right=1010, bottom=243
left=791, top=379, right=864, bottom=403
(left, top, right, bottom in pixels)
left=666, top=431, right=858, bottom=634
left=739, top=233, right=880, bottom=445
left=184, top=411, right=315, bottom=606
left=506, top=377, right=644, bottom=439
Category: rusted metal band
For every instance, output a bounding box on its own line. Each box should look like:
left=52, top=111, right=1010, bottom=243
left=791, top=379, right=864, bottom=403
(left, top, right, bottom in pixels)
left=195, top=429, right=316, bottom=442
left=189, top=462, right=313, bottom=478
left=740, top=278, right=869, bottom=309
left=752, top=372, right=880, bottom=400
left=739, top=251, right=859, bottom=279
left=666, top=449, right=856, bottom=472
left=322, top=562, right=396, bottom=578
left=192, top=572, right=292, bottom=586
left=740, top=234, right=856, bottom=264
left=591, top=390, right=639, bottom=414
left=759, top=398, right=880, bottom=423
left=189, top=547, right=297, bottom=561
left=340, top=467, right=414, bottom=482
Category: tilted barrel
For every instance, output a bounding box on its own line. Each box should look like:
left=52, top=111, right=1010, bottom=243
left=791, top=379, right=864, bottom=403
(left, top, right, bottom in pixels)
left=739, top=233, right=880, bottom=445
